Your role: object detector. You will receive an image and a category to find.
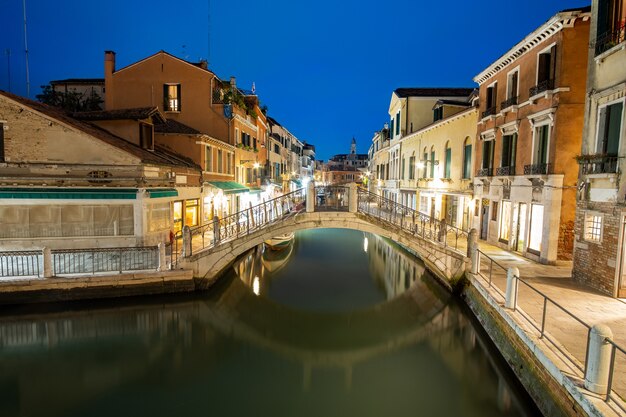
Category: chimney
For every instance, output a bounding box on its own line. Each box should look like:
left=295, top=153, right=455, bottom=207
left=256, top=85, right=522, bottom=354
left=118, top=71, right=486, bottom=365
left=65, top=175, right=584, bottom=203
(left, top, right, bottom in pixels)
left=104, top=51, right=116, bottom=110
left=199, top=59, right=208, bottom=70
left=230, top=76, right=236, bottom=90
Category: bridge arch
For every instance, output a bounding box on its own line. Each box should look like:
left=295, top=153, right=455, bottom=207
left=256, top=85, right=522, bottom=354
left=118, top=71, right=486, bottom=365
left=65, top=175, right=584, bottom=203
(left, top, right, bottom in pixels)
left=180, top=212, right=467, bottom=287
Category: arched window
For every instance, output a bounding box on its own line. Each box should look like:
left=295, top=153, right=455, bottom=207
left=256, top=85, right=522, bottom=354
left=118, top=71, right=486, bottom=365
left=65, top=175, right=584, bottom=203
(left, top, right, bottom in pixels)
left=444, top=141, right=452, bottom=179
left=430, top=146, right=436, bottom=178
left=462, top=137, right=472, bottom=179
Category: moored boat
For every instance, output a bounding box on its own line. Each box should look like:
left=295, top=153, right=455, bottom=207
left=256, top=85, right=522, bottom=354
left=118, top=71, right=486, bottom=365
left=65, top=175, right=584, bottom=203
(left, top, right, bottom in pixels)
left=264, top=233, right=295, bottom=251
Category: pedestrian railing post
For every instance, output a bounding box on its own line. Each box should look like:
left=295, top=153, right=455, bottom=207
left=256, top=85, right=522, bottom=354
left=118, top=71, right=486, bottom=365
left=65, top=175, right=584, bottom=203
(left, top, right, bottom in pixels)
left=42, top=247, right=53, bottom=278
left=584, top=324, right=614, bottom=395
left=307, top=182, right=315, bottom=213
left=505, top=267, right=519, bottom=310
left=182, top=225, right=192, bottom=258
left=468, top=229, right=479, bottom=274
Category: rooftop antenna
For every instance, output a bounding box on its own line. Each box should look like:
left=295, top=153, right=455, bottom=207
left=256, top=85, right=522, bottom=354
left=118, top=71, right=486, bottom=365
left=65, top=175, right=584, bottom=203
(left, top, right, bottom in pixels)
left=22, top=0, right=30, bottom=97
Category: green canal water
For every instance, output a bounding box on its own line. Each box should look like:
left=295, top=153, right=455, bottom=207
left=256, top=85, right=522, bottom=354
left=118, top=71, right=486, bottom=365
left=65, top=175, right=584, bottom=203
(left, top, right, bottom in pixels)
left=0, top=228, right=540, bottom=417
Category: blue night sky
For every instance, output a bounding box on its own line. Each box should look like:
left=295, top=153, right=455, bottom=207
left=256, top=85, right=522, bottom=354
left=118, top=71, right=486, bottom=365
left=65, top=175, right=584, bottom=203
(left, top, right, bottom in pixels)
left=1, top=0, right=584, bottom=161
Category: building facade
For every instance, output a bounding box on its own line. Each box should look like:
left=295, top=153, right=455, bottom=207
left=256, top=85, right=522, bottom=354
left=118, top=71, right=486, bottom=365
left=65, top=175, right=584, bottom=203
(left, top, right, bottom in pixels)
left=473, top=7, right=590, bottom=264
left=573, top=0, right=626, bottom=296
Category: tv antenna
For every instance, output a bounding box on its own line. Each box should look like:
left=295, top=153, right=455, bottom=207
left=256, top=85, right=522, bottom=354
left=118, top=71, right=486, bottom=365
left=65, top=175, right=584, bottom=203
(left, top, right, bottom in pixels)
left=4, top=49, right=10, bottom=92
left=22, top=0, right=30, bottom=97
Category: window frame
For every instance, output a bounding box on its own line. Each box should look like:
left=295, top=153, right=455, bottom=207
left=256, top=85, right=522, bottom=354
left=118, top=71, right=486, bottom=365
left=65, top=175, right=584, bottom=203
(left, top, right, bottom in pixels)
left=583, top=211, right=604, bottom=243
left=163, top=83, right=181, bottom=112
left=595, top=97, right=625, bottom=156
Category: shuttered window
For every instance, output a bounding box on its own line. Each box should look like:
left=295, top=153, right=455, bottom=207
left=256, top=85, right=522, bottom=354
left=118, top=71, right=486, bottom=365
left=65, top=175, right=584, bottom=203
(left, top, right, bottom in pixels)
left=597, top=101, right=624, bottom=155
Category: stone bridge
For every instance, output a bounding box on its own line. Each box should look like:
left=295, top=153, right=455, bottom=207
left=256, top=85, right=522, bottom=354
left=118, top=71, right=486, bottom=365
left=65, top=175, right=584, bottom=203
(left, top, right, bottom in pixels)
left=177, top=184, right=470, bottom=288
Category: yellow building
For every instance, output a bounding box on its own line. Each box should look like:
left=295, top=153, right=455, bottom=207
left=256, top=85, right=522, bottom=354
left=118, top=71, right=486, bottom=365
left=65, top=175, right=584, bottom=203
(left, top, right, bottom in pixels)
left=399, top=105, right=478, bottom=229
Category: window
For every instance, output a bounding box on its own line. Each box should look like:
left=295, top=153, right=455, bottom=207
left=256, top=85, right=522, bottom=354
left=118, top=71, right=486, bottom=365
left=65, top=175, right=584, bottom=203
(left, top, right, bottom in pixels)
left=205, top=145, right=212, bottom=171
left=217, top=149, right=223, bottom=172
left=505, top=70, right=519, bottom=106
left=390, top=118, right=394, bottom=140
left=1, top=122, right=6, bottom=162
left=486, top=83, right=497, bottom=112
left=430, top=147, right=435, bottom=178
left=422, top=149, right=428, bottom=178
left=596, top=101, right=624, bottom=155
left=420, top=196, right=429, bottom=215
left=274, top=143, right=280, bottom=154
left=596, top=0, right=626, bottom=55
left=185, top=199, right=199, bottom=227
left=501, top=133, right=517, bottom=169
left=227, top=152, right=233, bottom=175
left=584, top=212, right=603, bottom=242
left=482, top=139, right=494, bottom=170
left=433, top=107, right=444, bottom=122
left=533, top=125, right=550, bottom=165
left=491, top=201, right=499, bottom=221
left=409, top=154, right=416, bottom=180
left=253, top=137, right=257, bottom=150
left=528, top=204, right=544, bottom=254
left=444, top=142, right=451, bottom=179
left=139, top=122, right=153, bottom=150
left=401, top=158, right=405, bottom=180
left=536, top=46, right=556, bottom=89
left=235, top=128, right=240, bottom=145
left=499, top=201, right=512, bottom=243
left=463, top=137, right=472, bottom=179
left=163, top=84, right=181, bottom=112
left=395, top=111, right=401, bottom=136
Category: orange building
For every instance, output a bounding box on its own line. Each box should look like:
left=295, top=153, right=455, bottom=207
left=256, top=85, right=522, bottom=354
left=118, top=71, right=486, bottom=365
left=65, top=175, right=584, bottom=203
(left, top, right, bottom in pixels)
left=472, top=6, right=590, bottom=264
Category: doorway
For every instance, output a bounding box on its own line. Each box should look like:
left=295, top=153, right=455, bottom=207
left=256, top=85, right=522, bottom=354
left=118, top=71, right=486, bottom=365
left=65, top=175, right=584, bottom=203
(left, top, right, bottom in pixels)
left=512, top=203, right=527, bottom=252
left=480, top=199, right=490, bottom=240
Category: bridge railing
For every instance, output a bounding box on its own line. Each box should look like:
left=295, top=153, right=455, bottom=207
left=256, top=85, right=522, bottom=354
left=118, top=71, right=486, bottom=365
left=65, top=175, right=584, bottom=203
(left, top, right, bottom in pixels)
left=314, top=186, right=350, bottom=211
left=174, top=188, right=305, bottom=262
left=356, top=188, right=469, bottom=251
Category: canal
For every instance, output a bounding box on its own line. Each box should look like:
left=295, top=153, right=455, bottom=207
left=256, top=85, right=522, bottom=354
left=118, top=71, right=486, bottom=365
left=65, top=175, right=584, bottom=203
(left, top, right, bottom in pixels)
left=0, top=228, right=540, bottom=417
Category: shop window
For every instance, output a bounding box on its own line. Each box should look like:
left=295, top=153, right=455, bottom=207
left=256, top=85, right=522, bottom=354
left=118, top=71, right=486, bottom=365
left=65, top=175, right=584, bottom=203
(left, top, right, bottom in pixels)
left=185, top=199, right=199, bottom=227
left=499, top=201, right=512, bottom=243
left=528, top=204, right=544, bottom=254
left=491, top=201, right=499, bottom=221
left=173, top=201, right=183, bottom=233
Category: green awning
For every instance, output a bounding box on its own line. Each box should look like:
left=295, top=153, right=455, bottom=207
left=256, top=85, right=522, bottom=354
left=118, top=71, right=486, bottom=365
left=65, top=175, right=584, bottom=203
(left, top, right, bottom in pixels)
left=207, top=181, right=249, bottom=195
left=291, top=179, right=302, bottom=187
left=147, top=188, right=178, bottom=198
left=248, top=187, right=262, bottom=194
left=0, top=188, right=137, bottom=200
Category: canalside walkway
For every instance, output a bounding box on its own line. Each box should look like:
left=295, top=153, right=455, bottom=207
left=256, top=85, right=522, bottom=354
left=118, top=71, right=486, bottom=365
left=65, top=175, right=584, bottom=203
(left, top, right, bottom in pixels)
left=468, top=238, right=626, bottom=416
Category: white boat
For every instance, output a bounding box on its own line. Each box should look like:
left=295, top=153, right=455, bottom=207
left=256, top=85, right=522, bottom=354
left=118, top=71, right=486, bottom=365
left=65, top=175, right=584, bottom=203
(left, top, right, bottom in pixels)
left=264, top=233, right=295, bottom=251
left=262, top=243, right=294, bottom=273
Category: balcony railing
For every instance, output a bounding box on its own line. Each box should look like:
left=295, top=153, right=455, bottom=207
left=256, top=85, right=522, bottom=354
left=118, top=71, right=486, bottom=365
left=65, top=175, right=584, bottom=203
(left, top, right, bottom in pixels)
left=477, top=167, right=493, bottom=177
left=595, top=26, right=626, bottom=56
left=496, top=165, right=516, bottom=176
left=501, top=96, right=518, bottom=109
left=481, top=106, right=497, bottom=119
left=578, top=155, right=619, bottom=175
left=529, top=79, right=555, bottom=97
left=524, top=163, right=552, bottom=175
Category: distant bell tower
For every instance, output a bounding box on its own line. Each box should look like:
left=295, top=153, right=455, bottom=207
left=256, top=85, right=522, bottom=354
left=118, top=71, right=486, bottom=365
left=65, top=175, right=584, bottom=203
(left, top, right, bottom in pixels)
left=350, top=137, right=356, bottom=154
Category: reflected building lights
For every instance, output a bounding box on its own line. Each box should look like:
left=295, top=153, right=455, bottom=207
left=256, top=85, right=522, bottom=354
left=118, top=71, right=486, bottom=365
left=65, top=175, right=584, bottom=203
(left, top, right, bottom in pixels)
left=252, top=276, right=260, bottom=296
left=363, top=236, right=368, bottom=253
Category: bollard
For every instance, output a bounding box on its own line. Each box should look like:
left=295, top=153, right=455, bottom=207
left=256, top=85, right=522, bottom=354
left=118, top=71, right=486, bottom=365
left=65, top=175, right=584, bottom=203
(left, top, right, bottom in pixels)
left=157, top=242, right=167, bottom=271
left=306, top=181, right=315, bottom=213
left=348, top=183, right=357, bottom=213
left=585, top=324, right=613, bottom=395
left=505, top=267, right=519, bottom=310
left=213, top=215, right=220, bottom=243
left=42, top=247, right=53, bottom=278
left=468, top=229, right=479, bottom=274
left=182, top=225, right=192, bottom=258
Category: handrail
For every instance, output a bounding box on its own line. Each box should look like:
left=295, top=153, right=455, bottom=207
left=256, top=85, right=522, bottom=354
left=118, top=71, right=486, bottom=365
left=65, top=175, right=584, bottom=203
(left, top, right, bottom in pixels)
left=172, top=188, right=305, bottom=263
left=356, top=188, right=469, bottom=251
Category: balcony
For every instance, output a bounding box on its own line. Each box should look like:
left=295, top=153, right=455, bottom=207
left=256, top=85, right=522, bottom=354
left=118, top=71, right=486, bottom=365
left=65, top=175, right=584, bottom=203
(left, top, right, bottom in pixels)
left=578, top=155, right=619, bottom=175
left=476, top=167, right=493, bottom=177
left=500, top=96, right=518, bottom=110
left=496, top=166, right=516, bottom=176
left=524, top=163, right=552, bottom=175
left=529, top=79, right=555, bottom=97
left=481, top=106, right=497, bottom=119
left=595, top=27, right=626, bottom=56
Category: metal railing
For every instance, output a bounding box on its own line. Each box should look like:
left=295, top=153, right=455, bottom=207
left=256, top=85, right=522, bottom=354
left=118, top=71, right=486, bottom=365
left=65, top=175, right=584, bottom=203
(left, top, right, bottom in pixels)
left=595, top=26, right=626, bottom=56
left=579, top=156, right=619, bottom=175
left=529, top=79, right=555, bottom=97
left=173, top=188, right=305, bottom=262
left=476, top=167, right=493, bottom=177
left=315, top=186, right=349, bottom=211
left=524, top=163, right=552, bottom=175
left=501, top=96, right=518, bottom=109
left=0, top=251, right=41, bottom=277
left=496, top=165, right=515, bottom=176
left=52, top=247, right=159, bottom=275
left=473, top=248, right=626, bottom=409
left=481, top=106, right=497, bottom=118
left=356, top=188, right=469, bottom=251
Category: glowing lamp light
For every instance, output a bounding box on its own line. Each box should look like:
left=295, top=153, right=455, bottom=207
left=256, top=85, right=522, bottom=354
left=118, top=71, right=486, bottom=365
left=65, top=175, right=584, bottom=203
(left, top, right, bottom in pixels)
left=252, top=276, right=260, bottom=296
left=253, top=162, right=261, bottom=169
left=302, top=177, right=310, bottom=188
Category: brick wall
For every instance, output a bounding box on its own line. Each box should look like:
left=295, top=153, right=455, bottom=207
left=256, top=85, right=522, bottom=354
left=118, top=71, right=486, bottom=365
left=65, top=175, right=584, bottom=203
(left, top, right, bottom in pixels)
left=572, top=200, right=621, bottom=296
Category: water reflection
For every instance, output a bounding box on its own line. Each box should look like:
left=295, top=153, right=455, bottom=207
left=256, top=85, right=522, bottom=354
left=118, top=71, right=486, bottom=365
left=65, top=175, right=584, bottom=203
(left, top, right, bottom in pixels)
left=0, top=229, right=540, bottom=417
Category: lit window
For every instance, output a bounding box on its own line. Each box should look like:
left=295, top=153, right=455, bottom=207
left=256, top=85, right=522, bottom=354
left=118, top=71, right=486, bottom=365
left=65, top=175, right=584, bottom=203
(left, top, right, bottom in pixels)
left=584, top=213, right=603, bottom=242
left=163, top=84, right=181, bottom=112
